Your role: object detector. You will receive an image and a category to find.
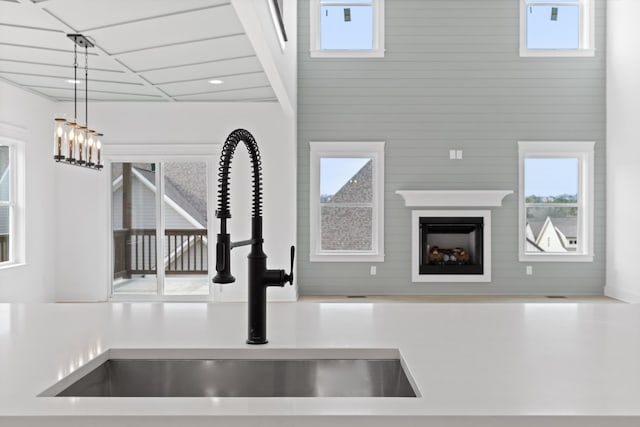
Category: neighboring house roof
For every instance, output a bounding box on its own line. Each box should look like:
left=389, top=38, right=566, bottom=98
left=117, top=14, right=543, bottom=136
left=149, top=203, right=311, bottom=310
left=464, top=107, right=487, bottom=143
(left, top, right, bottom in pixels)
left=526, top=237, right=544, bottom=252
left=535, top=217, right=567, bottom=252
left=164, top=162, right=208, bottom=225
left=527, top=217, right=577, bottom=240
left=133, top=167, right=207, bottom=228
left=111, top=163, right=208, bottom=227
left=330, top=160, right=373, bottom=203
left=527, top=216, right=577, bottom=253
left=0, top=147, right=8, bottom=179
left=0, top=167, right=8, bottom=201
left=321, top=160, right=373, bottom=251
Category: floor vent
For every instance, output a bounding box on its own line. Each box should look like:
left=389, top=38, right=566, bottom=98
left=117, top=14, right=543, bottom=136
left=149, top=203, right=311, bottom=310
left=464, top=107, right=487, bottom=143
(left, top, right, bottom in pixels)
left=347, top=295, right=367, bottom=299
left=546, top=295, right=568, bottom=299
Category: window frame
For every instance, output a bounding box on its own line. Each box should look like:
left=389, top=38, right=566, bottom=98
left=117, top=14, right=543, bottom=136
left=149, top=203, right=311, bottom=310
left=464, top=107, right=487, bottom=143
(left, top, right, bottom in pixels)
left=518, top=141, right=595, bottom=262
left=0, top=124, right=25, bottom=269
left=309, top=0, right=385, bottom=58
left=309, top=141, right=385, bottom=262
left=519, top=0, right=595, bottom=57
left=0, top=144, right=13, bottom=266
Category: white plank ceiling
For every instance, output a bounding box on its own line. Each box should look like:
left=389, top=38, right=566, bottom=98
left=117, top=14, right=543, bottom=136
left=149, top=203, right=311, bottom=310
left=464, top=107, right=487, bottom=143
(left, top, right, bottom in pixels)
left=0, top=0, right=277, bottom=102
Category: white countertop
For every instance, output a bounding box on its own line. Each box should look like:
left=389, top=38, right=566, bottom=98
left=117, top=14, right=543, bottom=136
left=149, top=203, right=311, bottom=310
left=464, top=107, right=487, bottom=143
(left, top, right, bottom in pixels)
left=1, top=301, right=640, bottom=426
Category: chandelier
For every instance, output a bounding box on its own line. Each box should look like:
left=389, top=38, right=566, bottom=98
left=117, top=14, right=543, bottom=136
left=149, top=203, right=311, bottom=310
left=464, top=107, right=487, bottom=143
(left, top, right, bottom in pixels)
left=53, top=34, right=103, bottom=171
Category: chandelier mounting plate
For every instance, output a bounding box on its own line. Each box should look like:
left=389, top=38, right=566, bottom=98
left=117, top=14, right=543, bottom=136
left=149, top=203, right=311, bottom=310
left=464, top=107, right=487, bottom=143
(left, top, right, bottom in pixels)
left=66, top=34, right=94, bottom=49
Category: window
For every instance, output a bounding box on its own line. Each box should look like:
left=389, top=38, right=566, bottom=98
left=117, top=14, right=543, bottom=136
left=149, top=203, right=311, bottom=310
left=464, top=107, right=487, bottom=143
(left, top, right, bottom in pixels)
left=310, top=0, right=385, bottom=58
left=520, top=0, right=595, bottom=57
left=310, top=141, right=384, bottom=261
left=0, top=126, right=25, bottom=268
left=518, top=141, right=594, bottom=262
left=0, top=145, right=11, bottom=264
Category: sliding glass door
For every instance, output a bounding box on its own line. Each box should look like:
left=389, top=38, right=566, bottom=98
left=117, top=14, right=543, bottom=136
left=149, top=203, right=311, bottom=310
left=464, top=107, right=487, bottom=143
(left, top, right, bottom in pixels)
left=163, top=162, right=209, bottom=296
left=111, top=161, right=210, bottom=298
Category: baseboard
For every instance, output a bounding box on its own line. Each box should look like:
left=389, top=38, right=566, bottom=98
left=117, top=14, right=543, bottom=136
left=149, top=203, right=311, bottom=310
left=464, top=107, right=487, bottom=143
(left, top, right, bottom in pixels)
left=604, top=285, right=640, bottom=303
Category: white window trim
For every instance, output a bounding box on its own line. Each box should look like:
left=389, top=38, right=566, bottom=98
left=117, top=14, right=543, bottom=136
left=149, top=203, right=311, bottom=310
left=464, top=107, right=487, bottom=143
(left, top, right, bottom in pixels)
left=0, top=123, right=26, bottom=270
left=519, top=0, right=595, bottom=57
left=309, top=141, right=385, bottom=262
left=310, top=0, right=385, bottom=58
left=518, top=141, right=595, bottom=262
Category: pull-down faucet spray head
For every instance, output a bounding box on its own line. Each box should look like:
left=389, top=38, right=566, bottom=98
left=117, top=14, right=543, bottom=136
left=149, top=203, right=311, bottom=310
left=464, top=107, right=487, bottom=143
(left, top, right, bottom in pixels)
left=213, top=221, right=234, bottom=284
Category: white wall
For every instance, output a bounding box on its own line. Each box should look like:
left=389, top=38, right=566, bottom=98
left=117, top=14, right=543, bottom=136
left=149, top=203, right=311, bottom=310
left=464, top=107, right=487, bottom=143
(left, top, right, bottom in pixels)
left=54, top=102, right=297, bottom=302
left=0, top=81, right=56, bottom=302
left=605, top=0, right=640, bottom=302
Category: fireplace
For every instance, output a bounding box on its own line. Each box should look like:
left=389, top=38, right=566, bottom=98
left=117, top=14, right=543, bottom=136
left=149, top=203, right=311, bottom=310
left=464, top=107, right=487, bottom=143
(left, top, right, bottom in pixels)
left=411, top=210, right=491, bottom=282
left=420, top=216, right=483, bottom=275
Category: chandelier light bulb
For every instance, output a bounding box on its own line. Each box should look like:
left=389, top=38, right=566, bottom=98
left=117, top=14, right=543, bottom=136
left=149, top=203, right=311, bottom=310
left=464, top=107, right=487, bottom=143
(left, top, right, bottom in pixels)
left=53, top=116, right=66, bottom=160
left=96, top=135, right=103, bottom=168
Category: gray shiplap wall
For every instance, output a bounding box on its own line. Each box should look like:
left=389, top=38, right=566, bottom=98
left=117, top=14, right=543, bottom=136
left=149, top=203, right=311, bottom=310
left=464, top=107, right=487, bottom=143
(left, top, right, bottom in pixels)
left=297, top=0, right=606, bottom=295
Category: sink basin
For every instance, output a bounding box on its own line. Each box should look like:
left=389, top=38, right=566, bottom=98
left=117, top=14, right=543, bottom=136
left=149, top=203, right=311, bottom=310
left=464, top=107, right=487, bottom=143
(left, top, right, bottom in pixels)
left=43, top=349, right=418, bottom=398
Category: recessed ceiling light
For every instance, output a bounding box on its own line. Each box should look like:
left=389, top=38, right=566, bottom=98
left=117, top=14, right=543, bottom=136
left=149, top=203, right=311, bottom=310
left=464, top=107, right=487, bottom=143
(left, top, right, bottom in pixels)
left=67, top=79, right=81, bottom=84
left=208, top=79, right=224, bottom=85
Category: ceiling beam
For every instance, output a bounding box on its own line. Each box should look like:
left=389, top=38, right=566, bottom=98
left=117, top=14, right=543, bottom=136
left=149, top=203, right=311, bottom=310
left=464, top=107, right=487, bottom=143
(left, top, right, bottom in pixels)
left=15, top=0, right=174, bottom=101
left=231, top=0, right=294, bottom=116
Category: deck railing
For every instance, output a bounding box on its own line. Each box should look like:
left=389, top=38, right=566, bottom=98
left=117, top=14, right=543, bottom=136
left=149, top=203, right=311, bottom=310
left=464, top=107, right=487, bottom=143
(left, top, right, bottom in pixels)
left=165, top=229, right=208, bottom=275
left=0, top=234, right=8, bottom=262
left=113, top=229, right=207, bottom=278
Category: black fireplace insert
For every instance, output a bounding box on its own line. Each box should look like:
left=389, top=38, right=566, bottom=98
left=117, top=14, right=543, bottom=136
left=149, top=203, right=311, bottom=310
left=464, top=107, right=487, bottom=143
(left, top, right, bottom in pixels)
left=419, top=216, right=483, bottom=275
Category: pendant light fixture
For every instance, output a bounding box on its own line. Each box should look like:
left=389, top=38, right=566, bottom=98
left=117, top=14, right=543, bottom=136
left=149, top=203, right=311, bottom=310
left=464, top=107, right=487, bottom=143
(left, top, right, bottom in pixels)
left=53, top=34, right=103, bottom=171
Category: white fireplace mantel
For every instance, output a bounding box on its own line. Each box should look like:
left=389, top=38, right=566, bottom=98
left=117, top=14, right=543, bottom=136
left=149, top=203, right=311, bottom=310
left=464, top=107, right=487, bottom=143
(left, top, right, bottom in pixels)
left=396, top=190, right=513, bottom=207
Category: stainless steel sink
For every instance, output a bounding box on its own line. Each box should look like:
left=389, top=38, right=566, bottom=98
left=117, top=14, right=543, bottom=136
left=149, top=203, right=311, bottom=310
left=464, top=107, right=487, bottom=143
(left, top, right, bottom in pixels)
left=54, top=358, right=416, bottom=397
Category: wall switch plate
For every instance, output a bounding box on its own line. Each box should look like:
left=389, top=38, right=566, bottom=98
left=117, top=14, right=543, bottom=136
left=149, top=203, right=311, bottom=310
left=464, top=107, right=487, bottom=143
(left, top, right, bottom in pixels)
left=526, top=265, right=533, bottom=275
left=456, top=150, right=463, bottom=159
left=449, top=150, right=456, bottom=160
left=370, top=266, right=376, bottom=275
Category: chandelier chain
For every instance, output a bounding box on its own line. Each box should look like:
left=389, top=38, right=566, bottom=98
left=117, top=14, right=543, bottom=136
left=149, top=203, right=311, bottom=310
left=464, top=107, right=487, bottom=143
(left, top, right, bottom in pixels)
left=85, top=46, right=88, bottom=133
left=73, top=44, right=77, bottom=120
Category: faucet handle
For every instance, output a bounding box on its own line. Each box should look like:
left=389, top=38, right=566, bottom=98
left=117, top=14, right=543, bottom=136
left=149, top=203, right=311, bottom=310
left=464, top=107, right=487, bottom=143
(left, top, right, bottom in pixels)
left=284, top=245, right=295, bottom=286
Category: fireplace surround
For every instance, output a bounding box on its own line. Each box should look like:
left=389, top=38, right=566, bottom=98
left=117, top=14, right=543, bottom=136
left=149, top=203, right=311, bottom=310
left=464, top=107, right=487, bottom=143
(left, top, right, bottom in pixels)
left=397, top=190, right=512, bottom=283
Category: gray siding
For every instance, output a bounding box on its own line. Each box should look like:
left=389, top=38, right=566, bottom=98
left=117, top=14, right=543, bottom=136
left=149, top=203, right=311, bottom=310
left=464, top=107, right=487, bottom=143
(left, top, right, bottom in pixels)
left=112, top=180, right=157, bottom=230
left=297, top=0, right=606, bottom=295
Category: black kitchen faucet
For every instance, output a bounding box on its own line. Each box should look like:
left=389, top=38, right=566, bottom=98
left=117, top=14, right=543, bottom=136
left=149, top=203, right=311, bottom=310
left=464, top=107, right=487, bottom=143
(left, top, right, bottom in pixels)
left=212, top=129, right=294, bottom=345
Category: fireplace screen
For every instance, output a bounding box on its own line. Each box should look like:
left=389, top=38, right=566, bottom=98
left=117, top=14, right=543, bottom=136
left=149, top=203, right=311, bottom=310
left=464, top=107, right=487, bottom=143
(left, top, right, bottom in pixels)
left=419, top=217, right=483, bottom=275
